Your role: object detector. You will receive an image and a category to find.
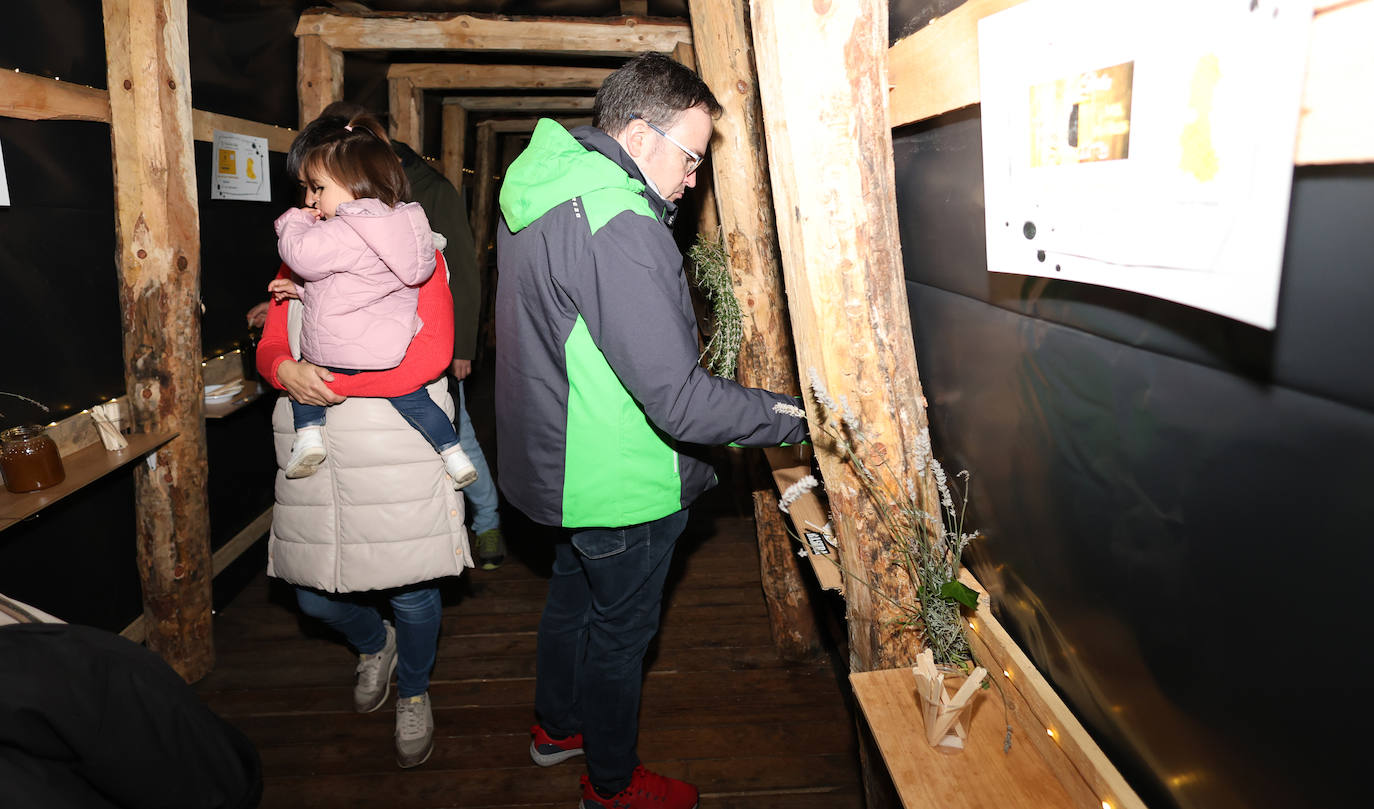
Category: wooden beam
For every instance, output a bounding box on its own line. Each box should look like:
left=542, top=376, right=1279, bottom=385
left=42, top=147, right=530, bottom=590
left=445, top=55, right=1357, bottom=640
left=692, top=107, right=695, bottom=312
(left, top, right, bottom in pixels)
left=387, top=76, right=422, bottom=149
left=447, top=95, right=596, bottom=113
left=478, top=117, right=592, bottom=136
left=102, top=0, right=214, bottom=683
left=471, top=122, right=498, bottom=279
left=297, top=33, right=343, bottom=128
left=0, top=71, right=110, bottom=122
left=388, top=63, right=612, bottom=91
left=191, top=109, right=296, bottom=153
left=753, top=0, right=935, bottom=672
left=688, top=0, right=820, bottom=661
left=1, top=71, right=297, bottom=153
left=441, top=100, right=468, bottom=191
left=297, top=10, right=692, bottom=56
left=886, top=0, right=1374, bottom=165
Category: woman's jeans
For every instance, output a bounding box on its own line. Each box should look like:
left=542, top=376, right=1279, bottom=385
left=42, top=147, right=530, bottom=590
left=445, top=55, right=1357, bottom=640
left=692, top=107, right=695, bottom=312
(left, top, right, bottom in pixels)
left=455, top=381, right=499, bottom=535
left=295, top=585, right=442, bottom=698
left=290, top=367, right=458, bottom=453
left=533, top=507, right=690, bottom=792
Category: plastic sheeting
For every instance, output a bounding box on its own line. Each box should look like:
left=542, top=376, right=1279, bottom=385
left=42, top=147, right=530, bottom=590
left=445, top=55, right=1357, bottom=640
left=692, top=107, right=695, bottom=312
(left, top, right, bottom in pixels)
left=893, top=97, right=1371, bottom=808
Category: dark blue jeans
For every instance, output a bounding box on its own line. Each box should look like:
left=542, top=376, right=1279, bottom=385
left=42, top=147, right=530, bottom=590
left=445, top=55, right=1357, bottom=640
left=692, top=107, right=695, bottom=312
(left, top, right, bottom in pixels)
left=290, top=367, right=458, bottom=453
left=294, top=585, right=442, bottom=698
left=534, top=507, right=690, bottom=792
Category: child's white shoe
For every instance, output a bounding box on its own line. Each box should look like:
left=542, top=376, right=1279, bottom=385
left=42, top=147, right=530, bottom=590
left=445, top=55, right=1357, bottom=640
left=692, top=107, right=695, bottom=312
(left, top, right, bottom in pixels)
left=285, top=426, right=327, bottom=479
left=441, top=446, right=478, bottom=490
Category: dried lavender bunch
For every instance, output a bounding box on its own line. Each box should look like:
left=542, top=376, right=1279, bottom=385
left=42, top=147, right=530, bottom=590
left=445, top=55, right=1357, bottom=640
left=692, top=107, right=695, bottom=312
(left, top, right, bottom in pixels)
left=686, top=233, right=743, bottom=379
left=802, top=371, right=980, bottom=666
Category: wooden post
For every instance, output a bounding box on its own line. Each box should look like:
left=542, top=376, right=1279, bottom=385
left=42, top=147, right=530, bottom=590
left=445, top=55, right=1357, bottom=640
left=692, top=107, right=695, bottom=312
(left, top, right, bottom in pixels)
left=102, top=0, right=213, bottom=682
left=688, top=0, right=821, bottom=660
left=388, top=76, right=422, bottom=149
left=751, top=1, right=936, bottom=671
left=471, top=122, right=498, bottom=273
left=297, top=33, right=342, bottom=127
left=441, top=99, right=467, bottom=191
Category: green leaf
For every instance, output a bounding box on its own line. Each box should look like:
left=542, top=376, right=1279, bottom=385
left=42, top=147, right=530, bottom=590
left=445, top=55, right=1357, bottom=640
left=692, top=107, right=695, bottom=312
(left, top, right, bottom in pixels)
left=940, top=580, right=981, bottom=610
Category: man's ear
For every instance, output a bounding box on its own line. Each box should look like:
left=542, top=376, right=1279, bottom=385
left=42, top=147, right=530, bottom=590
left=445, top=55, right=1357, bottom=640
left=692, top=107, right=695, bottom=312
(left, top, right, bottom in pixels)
left=621, top=120, right=648, bottom=159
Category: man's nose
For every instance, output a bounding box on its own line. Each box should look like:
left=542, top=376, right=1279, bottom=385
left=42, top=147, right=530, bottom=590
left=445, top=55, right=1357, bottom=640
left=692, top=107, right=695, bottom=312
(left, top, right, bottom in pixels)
left=684, top=171, right=697, bottom=189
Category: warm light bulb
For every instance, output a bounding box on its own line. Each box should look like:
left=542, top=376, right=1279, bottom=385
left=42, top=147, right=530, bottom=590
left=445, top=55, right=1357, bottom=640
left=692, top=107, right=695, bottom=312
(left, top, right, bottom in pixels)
left=1046, top=728, right=1055, bottom=738
left=1102, top=802, right=1113, bottom=809
left=1003, top=669, right=1011, bottom=678
left=968, top=620, right=976, bottom=630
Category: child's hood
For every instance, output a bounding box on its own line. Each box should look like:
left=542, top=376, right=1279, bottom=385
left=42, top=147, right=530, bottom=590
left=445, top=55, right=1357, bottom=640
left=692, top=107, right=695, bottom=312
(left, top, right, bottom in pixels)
left=333, top=198, right=436, bottom=285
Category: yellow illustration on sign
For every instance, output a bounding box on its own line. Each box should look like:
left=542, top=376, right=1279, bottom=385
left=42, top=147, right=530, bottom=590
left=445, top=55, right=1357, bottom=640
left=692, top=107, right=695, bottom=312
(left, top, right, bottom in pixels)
left=1029, top=61, right=1134, bottom=167
left=1180, top=54, right=1221, bottom=183
left=246, top=157, right=257, bottom=180
left=217, top=148, right=236, bottom=175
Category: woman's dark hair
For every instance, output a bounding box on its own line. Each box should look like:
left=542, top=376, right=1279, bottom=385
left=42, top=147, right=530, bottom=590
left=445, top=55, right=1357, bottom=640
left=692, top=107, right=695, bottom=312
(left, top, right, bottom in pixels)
left=593, top=52, right=722, bottom=136
left=284, top=110, right=409, bottom=206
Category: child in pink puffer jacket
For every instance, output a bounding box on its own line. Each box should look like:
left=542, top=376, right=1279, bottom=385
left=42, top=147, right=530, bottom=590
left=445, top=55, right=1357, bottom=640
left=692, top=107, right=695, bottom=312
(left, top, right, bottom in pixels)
left=271, top=112, right=476, bottom=490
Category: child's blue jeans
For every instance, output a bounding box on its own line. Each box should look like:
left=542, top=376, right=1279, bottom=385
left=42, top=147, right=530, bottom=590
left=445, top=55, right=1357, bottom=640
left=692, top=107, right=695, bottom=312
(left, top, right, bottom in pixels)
left=290, top=366, right=458, bottom=453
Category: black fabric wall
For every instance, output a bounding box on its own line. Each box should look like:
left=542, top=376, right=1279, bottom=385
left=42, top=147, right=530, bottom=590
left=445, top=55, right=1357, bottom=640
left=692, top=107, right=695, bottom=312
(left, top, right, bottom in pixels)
left=0, top=0, right=294, bottom=628
left=890, top=5, right=1371, bottom=807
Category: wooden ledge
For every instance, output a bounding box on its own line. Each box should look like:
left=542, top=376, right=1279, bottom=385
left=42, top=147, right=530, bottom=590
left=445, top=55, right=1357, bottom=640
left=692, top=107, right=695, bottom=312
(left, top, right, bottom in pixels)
left=852, top=667, right=1079, bottom=808
left=0, top=430, right=178, bottom=532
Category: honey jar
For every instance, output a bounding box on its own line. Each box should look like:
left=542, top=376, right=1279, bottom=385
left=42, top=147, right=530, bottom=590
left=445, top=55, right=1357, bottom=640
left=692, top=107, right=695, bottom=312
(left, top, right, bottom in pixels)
left=1, top=424, right=66, bottom=493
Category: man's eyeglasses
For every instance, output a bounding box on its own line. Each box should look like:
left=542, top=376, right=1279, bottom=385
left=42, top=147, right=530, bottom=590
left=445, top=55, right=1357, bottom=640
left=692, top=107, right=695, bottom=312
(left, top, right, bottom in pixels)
left=631, top=115, right=705, bottom=174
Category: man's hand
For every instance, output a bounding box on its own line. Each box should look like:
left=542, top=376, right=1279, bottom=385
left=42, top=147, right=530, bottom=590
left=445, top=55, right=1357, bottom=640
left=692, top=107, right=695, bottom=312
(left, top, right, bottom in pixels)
left=268, top=278, right=300, bottom=302
left=277, top=360, right=345, bottom=406
left=246, top=301, right=270, bottom=330
left=450, top=359, right=472, bottom=381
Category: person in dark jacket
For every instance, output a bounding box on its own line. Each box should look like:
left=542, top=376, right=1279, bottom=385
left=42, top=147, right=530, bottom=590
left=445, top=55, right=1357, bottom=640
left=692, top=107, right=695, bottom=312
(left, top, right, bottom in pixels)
left=495, top=53, right=807, bottom=809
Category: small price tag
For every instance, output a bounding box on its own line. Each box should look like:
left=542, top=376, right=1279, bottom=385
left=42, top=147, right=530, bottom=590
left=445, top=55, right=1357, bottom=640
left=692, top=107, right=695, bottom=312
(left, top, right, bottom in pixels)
left=804, top=531, right=830, bottom=556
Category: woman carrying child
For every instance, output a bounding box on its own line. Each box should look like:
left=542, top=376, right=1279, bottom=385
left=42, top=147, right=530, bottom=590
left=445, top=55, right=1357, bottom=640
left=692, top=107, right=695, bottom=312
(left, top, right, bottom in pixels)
left=256, top=111, right=473, bottom=768
left=272, top=112, right=476, bottom=490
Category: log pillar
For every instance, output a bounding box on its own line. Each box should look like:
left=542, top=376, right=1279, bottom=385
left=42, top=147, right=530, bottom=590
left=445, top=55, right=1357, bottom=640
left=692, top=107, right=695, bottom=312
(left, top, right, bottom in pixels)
left=297, top=33, right=342, bottom=128
left=388, top=76, right=422, bottom=149
left=688, top=0, right=821, bottom=661
left=471, top=122, right=498, bottom=275
left=442, top=99, right=468, bottom=191
left=101, top=0, right=213, bottom=682
left=751, top=0, right=935, bottom=676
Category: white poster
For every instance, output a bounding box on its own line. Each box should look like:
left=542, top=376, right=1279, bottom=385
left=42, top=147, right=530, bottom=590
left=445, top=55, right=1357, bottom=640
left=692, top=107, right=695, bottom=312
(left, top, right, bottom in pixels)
left=979, top=0, right=1313, bottom=329
left=210, top=129, right=270, bottom=202
left=0, top=139, right=11, bottom=206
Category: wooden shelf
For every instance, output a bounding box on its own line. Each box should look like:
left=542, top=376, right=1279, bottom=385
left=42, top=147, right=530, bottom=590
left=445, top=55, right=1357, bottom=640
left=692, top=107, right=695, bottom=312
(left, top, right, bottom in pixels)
left=0, top=430, right=178, bottom=532
left=851, top=667, right=1081, bottom=809
left=204, top=381, right=266, bottom=419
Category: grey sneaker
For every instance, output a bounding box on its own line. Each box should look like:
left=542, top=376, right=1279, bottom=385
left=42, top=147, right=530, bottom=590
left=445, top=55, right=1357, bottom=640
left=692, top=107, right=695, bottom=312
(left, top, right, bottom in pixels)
left=475, top=527, right=505, bottom=571
left=395, top=693, right=435, bottom=768
left=354, top=621, right=397, bottom=713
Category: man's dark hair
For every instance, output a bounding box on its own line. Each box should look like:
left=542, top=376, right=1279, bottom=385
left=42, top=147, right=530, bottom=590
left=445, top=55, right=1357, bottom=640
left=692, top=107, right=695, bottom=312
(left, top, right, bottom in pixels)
left=593, top=52, right=722, bottom=136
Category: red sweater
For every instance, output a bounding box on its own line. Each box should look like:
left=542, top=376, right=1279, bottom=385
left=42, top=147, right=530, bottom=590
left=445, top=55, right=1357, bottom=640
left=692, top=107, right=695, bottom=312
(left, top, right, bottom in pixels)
left=256, top=254, right=454, bottom=397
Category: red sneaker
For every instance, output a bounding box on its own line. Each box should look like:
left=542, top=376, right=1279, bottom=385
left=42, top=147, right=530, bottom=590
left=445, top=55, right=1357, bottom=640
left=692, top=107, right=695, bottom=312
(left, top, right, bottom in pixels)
left=529, top=723, right=584, bottom=766
left=579, top=766, right=699, bottom=809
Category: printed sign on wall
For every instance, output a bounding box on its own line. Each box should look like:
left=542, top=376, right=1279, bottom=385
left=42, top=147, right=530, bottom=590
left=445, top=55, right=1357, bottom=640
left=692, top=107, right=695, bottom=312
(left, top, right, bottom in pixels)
left=211, top=129, right=270, bottom=202
left=979, top=0, right=1313, bottom=329
left=0, top=139, right=11, bottom=206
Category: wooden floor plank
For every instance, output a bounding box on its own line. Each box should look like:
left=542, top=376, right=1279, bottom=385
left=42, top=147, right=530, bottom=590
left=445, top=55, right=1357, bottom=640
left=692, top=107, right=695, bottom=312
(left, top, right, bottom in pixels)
left=198, top=505, right=861, bottom=807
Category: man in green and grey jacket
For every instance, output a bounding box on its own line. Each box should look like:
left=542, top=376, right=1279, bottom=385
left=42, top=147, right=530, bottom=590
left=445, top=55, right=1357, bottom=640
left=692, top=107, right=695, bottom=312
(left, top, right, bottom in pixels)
left=495, top=54, right=807, bottom=809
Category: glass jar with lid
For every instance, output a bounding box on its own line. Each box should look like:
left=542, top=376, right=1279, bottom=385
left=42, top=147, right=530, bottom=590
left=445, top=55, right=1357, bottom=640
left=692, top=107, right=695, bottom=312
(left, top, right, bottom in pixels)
left=1, top=424, right=66, bottom=493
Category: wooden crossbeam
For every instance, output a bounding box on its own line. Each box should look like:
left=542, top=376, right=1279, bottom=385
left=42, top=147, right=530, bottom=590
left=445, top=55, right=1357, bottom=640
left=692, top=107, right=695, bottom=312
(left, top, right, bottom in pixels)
left=388, top=63, right=612, bottom=90
left=444, top=95, right=596, bottom=112
left=1, top=71, right=299, bottom=152
left=887, top=0, right=1374, bottom=166
left=296, top=10, right=691, bottom=56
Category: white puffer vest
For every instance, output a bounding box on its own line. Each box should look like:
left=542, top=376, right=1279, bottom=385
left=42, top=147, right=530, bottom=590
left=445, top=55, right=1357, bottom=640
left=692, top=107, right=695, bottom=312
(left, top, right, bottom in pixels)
left=266, top=301, right=473, bottom=592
